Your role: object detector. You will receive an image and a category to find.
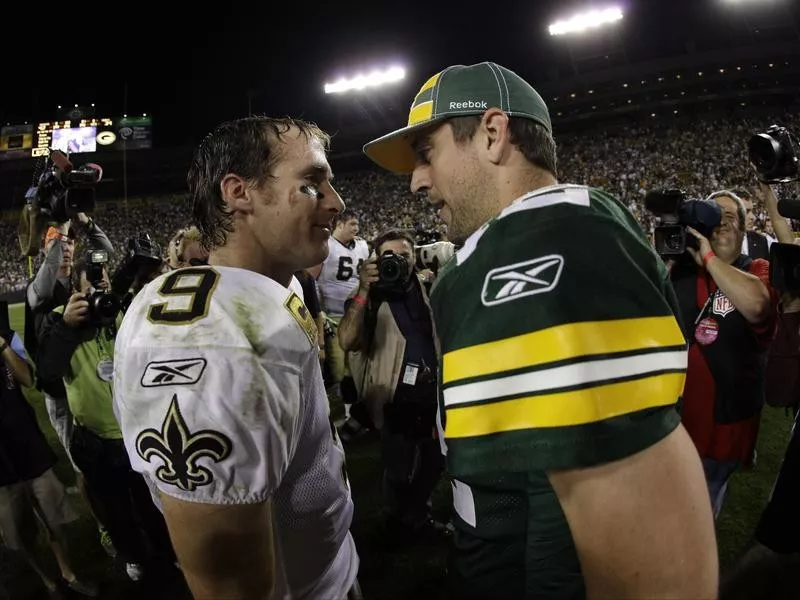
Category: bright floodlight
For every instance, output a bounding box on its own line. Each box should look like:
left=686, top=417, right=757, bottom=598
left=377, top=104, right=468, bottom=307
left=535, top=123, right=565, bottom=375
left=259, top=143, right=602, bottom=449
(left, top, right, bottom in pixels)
left=324, top=66, right=406, bottom=95
left=549, top=7, right=624, bottom=36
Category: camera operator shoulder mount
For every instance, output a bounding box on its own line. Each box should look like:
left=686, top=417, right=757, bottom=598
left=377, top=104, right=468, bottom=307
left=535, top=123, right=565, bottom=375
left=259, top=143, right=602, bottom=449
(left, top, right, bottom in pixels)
left=18, top=150, right=102, bottom=257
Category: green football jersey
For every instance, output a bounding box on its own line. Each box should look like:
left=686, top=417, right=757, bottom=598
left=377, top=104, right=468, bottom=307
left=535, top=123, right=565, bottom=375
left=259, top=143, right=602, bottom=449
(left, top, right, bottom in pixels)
left=430, top=184, right=686, bottom=599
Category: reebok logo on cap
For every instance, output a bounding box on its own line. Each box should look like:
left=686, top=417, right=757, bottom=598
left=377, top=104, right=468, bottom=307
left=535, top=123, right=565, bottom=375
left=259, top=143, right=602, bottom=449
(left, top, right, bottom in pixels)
left=449, top=100, right=489, bottom=110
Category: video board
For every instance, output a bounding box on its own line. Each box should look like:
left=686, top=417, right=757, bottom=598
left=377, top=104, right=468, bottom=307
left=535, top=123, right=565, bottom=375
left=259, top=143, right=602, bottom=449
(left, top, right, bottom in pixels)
left=29, top=116, right=153, bottom=158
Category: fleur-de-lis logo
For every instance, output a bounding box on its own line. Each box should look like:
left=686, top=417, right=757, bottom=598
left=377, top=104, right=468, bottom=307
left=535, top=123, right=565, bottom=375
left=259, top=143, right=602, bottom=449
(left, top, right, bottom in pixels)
left=135, top=395, right=232, bottom=492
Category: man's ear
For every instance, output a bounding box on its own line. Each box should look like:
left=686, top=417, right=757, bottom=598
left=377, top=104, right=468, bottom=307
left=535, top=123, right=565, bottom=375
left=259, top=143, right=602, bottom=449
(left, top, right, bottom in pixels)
left=480, top=108, right=511, bottom=165
left=219, top=174, right=253, bottom=214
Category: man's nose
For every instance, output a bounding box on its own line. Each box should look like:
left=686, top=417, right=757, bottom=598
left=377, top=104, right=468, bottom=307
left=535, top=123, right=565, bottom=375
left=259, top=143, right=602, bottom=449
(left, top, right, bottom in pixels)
left=410, top=165, right=431, bottom=195
left=324, top=184, right=346, bottom=215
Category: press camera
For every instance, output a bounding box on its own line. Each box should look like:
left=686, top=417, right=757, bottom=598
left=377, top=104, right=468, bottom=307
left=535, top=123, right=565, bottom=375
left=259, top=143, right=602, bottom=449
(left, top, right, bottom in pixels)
left=18, top=150, right=102, bottom=257
left=371, top=250, right=411, bottom=295
left=84, top=249, right=121, bottom=327
left=645, top=189, right=722, bottom=256
left=748, top=125, right=799, bottom=185
left=415, top=241, right=455, bottom=274
left=110, top=233, right=164, bottom=296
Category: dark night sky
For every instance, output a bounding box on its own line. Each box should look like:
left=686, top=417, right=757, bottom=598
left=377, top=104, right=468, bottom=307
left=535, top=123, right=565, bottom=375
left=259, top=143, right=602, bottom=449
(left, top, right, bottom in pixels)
left=2, top=0, right=795, bottom=147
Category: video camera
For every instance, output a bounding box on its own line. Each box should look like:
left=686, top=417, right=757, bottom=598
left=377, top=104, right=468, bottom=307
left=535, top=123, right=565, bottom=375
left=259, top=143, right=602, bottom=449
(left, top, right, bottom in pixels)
left=110, top=233, right=164, bottom=307
left=769, top=243, right=800, bottom=295
left=415, top=241, right=455, bottom=275
left=644, top=189, right=722, bottom=256
left=371, top=250, right=411, bottom=296
left=748, top=125, right=799, bottom=185
left=18, top=150, right=102, bottom=257
left=84, top=249, right=121, bottom=328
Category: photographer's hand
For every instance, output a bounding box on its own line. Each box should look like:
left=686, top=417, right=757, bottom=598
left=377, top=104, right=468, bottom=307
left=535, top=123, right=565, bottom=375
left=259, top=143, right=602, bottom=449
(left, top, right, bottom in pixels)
left=63, top=293, right=90, bottom=327
left=357, top=258, right=380, bottom=295
left=685, top=227, right=714, bottom=268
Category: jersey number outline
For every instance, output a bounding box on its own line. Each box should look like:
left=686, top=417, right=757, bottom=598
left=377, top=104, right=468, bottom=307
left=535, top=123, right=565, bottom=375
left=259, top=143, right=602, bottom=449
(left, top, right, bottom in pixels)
left=335, top=256, right=365, bottom=281
left=147, top=268, right=220, bottom=325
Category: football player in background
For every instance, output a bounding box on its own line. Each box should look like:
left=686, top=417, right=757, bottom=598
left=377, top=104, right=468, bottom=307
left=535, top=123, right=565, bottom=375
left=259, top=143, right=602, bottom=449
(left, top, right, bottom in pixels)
left=364, top=62, right=717, bottom=599
left=113, top=116, right=360, bottom=599
left=317, top=211, right=369, bottom=421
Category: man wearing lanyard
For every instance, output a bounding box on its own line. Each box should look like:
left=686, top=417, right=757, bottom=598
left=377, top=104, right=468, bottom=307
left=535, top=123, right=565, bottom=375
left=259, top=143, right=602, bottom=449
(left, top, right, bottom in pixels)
left=670, top=190, right=779, bottom=518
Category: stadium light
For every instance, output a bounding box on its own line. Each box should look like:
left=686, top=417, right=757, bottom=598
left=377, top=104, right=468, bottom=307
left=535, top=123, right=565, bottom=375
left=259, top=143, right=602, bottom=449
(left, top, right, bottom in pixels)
left=324, top=66, right=406, bottom=95
left=548, top=7, right=623, bottom=36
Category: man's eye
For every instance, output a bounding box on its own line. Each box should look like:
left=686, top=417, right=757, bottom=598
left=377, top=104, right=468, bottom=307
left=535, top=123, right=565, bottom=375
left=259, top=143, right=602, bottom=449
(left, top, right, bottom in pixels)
left=301, top=184, right=322, bottom=199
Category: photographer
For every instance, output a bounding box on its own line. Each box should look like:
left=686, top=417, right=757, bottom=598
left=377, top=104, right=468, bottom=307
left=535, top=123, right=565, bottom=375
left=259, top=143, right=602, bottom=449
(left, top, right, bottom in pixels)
left=670, top=190, right=779, bottom=518
left=36, top=254, right=176, bottom=583
left=25, top=215, right=113, bottom=462
left=338, top=229, right=446, bottom=540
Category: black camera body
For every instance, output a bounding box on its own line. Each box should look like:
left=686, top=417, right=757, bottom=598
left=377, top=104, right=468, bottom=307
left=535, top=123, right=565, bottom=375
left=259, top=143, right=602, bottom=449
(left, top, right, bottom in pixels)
left=372, top=250, right=411, bottom=296
left=29, top=150, right=100, bottom=224
left=84, top=249, right=121, bottom=328
left=19, top=151, right=102, bottom=257
left=645, top=189, right=722, bottom=256
left=769, top=243, right=800, bottom=295
left=111, top=233, right=163, bottom=295
left=748, top=125, right=799, bottom=185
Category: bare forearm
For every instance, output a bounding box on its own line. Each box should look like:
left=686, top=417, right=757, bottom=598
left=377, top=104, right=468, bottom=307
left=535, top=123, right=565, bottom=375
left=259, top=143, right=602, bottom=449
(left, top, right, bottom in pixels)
left=762, top=184, right=795, bottom=244
left=706, top=257, right=771, bottom=323
left=1, top=346, right=33, bottom=388
left=338, top=296, right=367, bottom=352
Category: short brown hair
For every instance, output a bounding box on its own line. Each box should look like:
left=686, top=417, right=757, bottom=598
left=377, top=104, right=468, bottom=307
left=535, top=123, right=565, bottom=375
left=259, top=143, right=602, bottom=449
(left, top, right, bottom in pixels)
left=373, top=228, right=416, bottom=255
left=448, top=115, right=558, bottom=177
left=334, top=210, right=359, bottom=227
left=188, top=116, right=331, bottom=250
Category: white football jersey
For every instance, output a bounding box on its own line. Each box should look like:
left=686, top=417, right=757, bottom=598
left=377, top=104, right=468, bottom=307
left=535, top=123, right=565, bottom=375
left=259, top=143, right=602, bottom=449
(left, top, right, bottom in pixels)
left=317, top=237, right=370, bottom=317
left=113, top=266, right=358, bottom=600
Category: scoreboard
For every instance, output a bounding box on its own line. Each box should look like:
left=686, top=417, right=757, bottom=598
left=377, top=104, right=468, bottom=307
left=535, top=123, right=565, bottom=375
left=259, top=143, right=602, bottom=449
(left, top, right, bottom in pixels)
left=31, top=116, right=153, bottom=157
left=0, top=115, right=153, bottom=161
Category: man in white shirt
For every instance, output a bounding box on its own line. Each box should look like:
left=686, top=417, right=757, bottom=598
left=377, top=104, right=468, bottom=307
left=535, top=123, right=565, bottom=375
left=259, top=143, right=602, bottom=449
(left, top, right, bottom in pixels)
left=317, top=212, right=369, bottom=420
left=114, top=116, right=360, bottom=599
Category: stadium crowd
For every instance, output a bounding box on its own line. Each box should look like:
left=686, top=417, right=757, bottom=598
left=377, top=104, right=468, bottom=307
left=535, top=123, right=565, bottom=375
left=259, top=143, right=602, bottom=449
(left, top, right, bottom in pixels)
left=0, top=110, right=797, bottom=294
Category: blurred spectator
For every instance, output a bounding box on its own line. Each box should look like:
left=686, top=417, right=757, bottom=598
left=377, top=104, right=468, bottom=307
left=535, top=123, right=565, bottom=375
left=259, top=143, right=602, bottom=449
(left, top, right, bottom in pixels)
left=0, top=323, right=97, bottom=598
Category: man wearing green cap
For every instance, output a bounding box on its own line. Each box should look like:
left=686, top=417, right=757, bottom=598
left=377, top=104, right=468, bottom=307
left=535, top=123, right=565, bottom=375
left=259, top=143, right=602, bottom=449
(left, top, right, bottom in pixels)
left=364, top=62, right=717, bottom=599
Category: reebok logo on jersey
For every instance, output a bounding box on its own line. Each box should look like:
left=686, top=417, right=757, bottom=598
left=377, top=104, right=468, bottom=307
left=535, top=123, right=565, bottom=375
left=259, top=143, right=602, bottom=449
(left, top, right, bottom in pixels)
left=481, top=255, right=565, bottom=307
left=140, top=358, right=207, bottom=387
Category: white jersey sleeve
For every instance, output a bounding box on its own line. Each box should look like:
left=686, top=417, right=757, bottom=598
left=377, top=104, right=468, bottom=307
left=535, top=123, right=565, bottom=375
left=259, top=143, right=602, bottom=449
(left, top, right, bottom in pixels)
left=114, top=267, right=312, bottom=504
left=317, top=238, right=370, bottom=317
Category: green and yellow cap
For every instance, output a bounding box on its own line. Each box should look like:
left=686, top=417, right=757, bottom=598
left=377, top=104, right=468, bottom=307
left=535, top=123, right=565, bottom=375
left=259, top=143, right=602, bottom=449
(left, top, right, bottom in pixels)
left=363, top=61, right=551, bottom=174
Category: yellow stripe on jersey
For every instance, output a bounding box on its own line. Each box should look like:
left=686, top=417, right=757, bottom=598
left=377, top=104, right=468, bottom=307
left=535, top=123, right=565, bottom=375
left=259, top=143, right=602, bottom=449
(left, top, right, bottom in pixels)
left=442, top=316, right=685, bottom=385
left=445, top=371, right=685, bottom=438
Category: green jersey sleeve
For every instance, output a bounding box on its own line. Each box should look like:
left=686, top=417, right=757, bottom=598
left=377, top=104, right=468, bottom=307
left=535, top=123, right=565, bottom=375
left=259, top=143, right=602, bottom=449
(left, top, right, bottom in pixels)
left=432, top=186, right=685, bottom=476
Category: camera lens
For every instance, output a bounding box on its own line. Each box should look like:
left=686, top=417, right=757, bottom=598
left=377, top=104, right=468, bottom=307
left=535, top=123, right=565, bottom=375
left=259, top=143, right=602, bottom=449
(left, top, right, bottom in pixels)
left=666, top=234, right=682, bottom=251
left=748, top=134, right=781, bottom=170
left=381, top=261, right=400, bottom=282
left=93, top=293, right=120, bottom=325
